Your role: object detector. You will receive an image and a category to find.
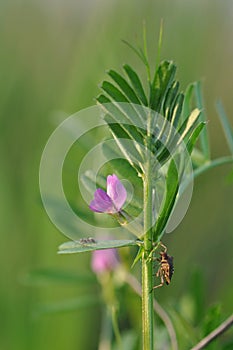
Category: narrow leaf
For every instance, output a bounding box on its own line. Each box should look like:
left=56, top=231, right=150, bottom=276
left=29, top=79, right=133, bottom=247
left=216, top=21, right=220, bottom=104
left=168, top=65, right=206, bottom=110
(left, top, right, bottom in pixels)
left=97, top=93, right=145, bottom=133
left=150, top=60, right=176, bottom=112
left=131, top=246, right=143, bottom=268
left=153, top=159, right=179, bottom=241
left=194, top=81, right=210, bottom=159
left=216, top=100, right=233, bottom=155
left=182, top=83, right=195, bottom=123
left=178, top=108, right=201, bottom=144
left=101, top=81, right=129, bottom=103
left=122, top=40, right=148, bottom=66
left=187, top=122, right=206, bottom=154
left=163, top=80, right=180, bottom=121
left=104, top=114, right=144, bottom=172
left=170, top=93, right=184, bottom=129
left=58, top=239, right=140, bottom=254
left=123, top=64, right=148, bottom=106
left=97, top=99, right=145, bottom=145
left=108, top=69, right=141, bottom=105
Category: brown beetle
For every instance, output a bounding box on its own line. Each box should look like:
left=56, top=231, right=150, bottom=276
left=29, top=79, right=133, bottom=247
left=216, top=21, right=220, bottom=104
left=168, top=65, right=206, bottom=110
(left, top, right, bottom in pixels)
left=153, top=243, right=174, bottom=289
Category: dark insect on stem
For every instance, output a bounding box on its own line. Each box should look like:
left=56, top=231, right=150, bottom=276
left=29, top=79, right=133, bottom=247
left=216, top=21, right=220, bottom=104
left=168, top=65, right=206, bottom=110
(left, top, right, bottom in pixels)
left=152, top=242, right=174, bottom=290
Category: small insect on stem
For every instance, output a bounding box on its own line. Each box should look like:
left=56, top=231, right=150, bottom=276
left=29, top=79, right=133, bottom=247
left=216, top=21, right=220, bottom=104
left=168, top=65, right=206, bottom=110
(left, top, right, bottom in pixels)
left=152, top=242, right=174, bottom=290
left=79, top=237, right=96, bottom=245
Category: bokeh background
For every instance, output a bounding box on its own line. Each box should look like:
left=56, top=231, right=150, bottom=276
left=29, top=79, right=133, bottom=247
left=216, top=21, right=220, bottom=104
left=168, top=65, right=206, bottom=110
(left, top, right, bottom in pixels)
left=1, top=0, right=233, bottom=349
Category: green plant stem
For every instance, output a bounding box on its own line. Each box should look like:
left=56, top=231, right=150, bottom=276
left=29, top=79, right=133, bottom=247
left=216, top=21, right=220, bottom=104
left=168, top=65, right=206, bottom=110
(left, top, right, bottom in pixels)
left=142, top=113, right=154, bottom=350
left=194, top=156, right=233, bottom=178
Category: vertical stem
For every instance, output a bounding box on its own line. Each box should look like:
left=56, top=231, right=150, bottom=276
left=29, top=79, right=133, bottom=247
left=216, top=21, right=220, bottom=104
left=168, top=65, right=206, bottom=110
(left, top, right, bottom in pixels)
left=142, top=113, right=154, bottom=350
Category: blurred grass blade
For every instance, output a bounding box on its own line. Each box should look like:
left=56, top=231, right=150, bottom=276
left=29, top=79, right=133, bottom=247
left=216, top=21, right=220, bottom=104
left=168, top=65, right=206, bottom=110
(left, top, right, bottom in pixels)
left=123, top=64, right=148, bottom=106
left=202, top=304, right=222, bottom=337
left=113, top=330, right=138, bottom=350
left=58, top=239, right=140, bottom=254
left=216, top=100, right=233, bottom=155
left=153, top=159, right=179, bottom=241
left=194, top=81, right=210, bottom=159
left=22, top=269, right=96, bottom=286
left=35, top=296, right=101, bottom=316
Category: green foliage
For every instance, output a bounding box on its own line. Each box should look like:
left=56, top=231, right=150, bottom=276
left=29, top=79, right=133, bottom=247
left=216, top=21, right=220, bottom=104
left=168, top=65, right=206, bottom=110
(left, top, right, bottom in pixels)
left=150, top=60, right=176, bottom=112
left=94, top=57, right=205, bottom=246
left=22, top=268, right=96, bottom=286
left=201, top=304, right=222, bottom=350
left=194, top=81, right=210, bottom=160
left=58, top=239, right=140, bottom=254
left=123, top=64, right=148, bottom=106
left=216, top=101, right=233, bottom=155
left=35, top=296, right=101, bottom=317
left=152, top=159, right=178, bottom=241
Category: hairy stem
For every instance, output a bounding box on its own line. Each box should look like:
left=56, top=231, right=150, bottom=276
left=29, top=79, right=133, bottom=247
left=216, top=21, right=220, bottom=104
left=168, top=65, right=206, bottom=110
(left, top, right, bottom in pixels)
left=142, top=112, right=154, bottom=350
left=125, top=273, right=178, bottom=350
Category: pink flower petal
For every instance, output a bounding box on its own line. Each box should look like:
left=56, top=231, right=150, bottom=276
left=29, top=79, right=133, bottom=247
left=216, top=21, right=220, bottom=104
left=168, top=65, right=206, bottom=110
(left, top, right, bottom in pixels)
left=107, top=174, right=127, bottom=211
left=91, top=248, right=119, bottom=274
left=89, top=188, right=115, bottom=213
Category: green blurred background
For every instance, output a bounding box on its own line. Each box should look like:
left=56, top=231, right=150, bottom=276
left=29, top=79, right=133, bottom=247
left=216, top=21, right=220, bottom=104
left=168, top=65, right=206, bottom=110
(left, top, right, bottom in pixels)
left=0, top=0, right=233, bottom=349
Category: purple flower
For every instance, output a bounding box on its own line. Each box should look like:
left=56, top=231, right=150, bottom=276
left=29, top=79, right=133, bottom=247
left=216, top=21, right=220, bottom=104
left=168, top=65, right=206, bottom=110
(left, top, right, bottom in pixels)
left=91, top=248, right=119, bottom=274
left=89, top=174, right=127, bottom=214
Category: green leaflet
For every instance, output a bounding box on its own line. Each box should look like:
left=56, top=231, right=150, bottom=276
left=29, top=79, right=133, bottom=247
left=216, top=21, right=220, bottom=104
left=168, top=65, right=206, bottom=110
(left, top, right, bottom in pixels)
left=152, top=159, right=179, bottom=241
left=108, top=69, right=141, bottom=105
left=97, top=83, right=145, bottom=127
left=182, top=82, right=195, bottom=123
left=187, top=122, right=206, bottom=155
left=163, top=80, right=180, bottom=121
left=177, top=108, right=201, bottom=143
left=103, top=116, right=144, bottom=173
left=58, top=239, right=140, bottom=254
left=123, top=64, right=148, bottom=106
left=150, top=60, right=176, bottom=112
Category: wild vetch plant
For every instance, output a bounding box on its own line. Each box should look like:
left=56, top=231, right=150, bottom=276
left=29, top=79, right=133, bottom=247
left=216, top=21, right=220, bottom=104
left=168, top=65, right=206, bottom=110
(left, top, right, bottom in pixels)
left=40, top=34, right=233, bottom=349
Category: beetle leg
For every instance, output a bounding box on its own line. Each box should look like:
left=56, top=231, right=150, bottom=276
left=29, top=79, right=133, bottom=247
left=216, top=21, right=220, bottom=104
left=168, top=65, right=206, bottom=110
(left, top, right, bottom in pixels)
left=153, top=268, right=164, bottom=289
left=159, top=242, right=167, bottom=252
left=152, top=269, right=164, bottom=290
